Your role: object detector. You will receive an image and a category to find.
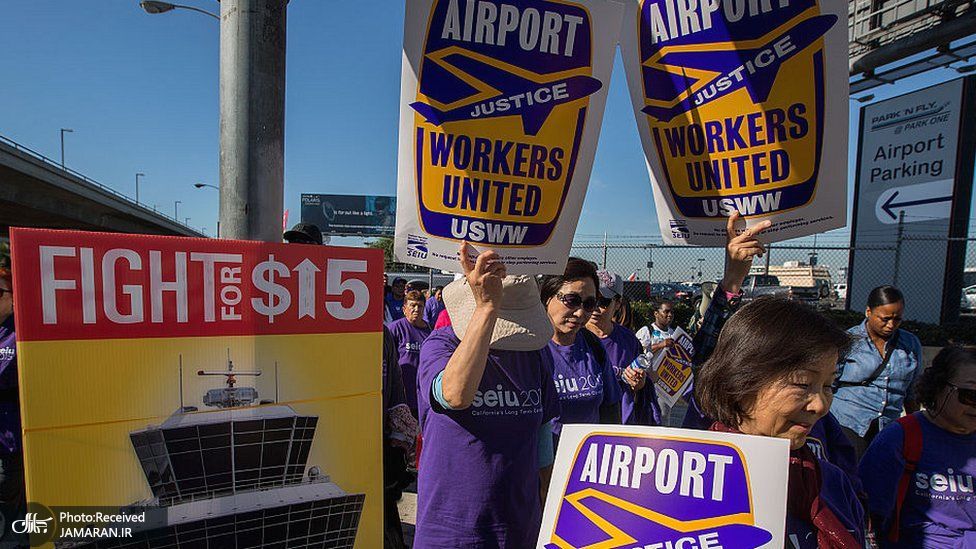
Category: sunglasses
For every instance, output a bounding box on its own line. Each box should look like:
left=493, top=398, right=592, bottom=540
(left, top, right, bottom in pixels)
left=556, top=292, right=598, bottom=312
left=948, top=383, right=976, bottom=407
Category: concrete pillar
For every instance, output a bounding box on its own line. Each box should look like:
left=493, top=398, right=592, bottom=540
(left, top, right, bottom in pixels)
left=219, top=0, right=287, bottom=241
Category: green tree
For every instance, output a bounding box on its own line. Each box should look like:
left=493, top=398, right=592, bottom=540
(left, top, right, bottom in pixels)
left=366, top=236, right=394, bottom=269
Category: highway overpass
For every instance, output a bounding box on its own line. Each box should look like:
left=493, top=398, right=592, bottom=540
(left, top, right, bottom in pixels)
left=0, top=134, right=204, bottom=237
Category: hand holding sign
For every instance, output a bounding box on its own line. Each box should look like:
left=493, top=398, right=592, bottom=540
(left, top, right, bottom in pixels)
left=722, top=211, right=771, bottom=295
left=460, top=242, right=506, bottom=313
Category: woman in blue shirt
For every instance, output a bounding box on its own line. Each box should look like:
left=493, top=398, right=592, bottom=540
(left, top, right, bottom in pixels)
left=833, top=286, right=923, bottom=459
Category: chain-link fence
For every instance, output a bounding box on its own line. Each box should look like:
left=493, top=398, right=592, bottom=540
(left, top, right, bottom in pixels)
left=570, top=236, right=976, bottom=321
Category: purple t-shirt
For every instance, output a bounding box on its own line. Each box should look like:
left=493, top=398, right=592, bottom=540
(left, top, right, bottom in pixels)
left=423, top=296, right=445, bottom=327
left=387, top=317, right=431, bottom=415
left=786, top=457, right=866, bottom=548
left=595, top=324, right=662, bottom=426
left=0, top=315, right=19, bottom=455
left=547, top=335, right=622, bottom=435
left=859, top=412, right=976, bottom=548
left=415, top=327, right=559, bottom=548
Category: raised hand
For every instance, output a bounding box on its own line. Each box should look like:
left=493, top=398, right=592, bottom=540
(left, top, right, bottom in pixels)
left=459, top=242, right=506, bottom=312
left=722, top=211, right=771, bottom=294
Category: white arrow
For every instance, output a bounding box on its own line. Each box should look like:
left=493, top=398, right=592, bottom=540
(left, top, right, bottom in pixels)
left=293, top=258, right=321, bottom=319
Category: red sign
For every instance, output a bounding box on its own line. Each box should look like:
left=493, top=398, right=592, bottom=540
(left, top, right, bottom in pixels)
left=10, top=228, right=384, bottom=341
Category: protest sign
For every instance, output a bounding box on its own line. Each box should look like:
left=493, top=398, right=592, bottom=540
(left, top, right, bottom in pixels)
left=619, top=0, right=848, bottom=245
left=540, top=425, right=789, bottom=549
left=652, top=327, right=694, bottom=408
left=395, top=0, right=623, bottom=274
left=10, top=228, right=383, bottom=548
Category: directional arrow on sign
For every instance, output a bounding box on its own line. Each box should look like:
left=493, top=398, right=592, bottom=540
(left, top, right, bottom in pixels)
left=880, top=191, right=953, bottom=220
left=293, top=258, right=321, bottom=319
left=874, top=179, right=954, bottom=225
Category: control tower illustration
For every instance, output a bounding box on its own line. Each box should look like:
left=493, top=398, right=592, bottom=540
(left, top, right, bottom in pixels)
left=61, top=352, right=365, bottom=548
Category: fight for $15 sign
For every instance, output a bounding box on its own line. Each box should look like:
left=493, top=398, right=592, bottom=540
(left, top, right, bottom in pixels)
left=540, top=425, right=789, bottom=549
left=620, top=0, right=848, bottom=245
left=396, top=0, right=622, bottom=274
left=10, top=228, right=383, bottom=548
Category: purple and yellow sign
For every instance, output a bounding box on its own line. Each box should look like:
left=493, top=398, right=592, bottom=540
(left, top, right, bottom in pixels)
left=540, top=426, right=789, bottom=548
left=396, top=0, right=623, bottom=274
left=620, top=0, right=847, bottom=245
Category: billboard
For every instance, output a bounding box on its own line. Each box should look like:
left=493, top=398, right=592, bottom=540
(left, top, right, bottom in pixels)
left=619, top=0, right=849, bottom=245
left=848, top=77, right=976, bottom=323
left=10, top=228, right=384, bottom=547
left=301, top=194, right=397, bottom=237
left=539, top=425, right=789, bottom=548
left=394, top=0, right=624, bottom=274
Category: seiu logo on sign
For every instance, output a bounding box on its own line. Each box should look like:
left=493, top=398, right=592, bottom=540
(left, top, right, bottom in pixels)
left=546, top=434, right=773, bottom=549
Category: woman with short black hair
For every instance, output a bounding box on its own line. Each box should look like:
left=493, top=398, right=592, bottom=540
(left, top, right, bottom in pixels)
left=696, top=297, right=864, bottom=548
left=860, top=345, right=976, bottom=548
left=539, top=258, right=622, bottom=445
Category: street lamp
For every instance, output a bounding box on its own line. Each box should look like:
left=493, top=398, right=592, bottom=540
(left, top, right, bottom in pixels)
left=185, top=217, right=191, bottom=226
left=140, top=1, right=219, bottom=19
left=135, top=173, right=145, bottom=204
left=193, top=183, right=221, bottom=237
left=175, top=200, right=182, bottom=220
left=59, top=128, right=73, bottom=168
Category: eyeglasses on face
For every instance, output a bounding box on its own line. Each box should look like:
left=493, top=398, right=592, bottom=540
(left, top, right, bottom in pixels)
left=556, top=292, right=598, bottom=312
left=948, top=383, right=976, bottom=407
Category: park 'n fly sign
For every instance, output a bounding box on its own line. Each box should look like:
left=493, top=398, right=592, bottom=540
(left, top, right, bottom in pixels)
left=620, top=0, right=848, bottom=245
left=848, top=77, right=976, bottom=323
left=395, top=0, right=623, bottom=274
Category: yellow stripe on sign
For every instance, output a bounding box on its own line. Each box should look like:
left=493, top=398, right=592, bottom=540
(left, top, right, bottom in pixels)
left=17, top=331, right=383, bottom=548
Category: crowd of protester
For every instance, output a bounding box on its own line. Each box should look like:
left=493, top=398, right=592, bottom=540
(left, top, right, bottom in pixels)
left=373, top=213, right=975, bottom=549
left=0, top=221, right=971, bottom=548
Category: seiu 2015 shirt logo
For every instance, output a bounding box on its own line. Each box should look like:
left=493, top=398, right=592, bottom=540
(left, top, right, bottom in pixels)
left=555, top=371, right=603, bottom=399
left=0, top=347, right=13, bottom=360
left=470, top=383, right=543, bottom=416
left=636, top=0, right=835, bottom=219
left=411, top=0, right=600, bottom=248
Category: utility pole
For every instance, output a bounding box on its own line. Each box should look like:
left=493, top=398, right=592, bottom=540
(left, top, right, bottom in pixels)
left=602, top=232, right=608, bottom=269
left=135, top=172, right=145, bottom=204
left=893, top=210, right=905, bottom=287
left=219, top=0, right=288, bottom=241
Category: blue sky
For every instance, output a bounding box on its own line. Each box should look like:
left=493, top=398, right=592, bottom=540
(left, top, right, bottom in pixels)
left=0, top=0, right=970, bottom=247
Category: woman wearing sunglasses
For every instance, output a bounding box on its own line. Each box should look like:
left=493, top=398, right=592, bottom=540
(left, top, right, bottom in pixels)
left=859, top=345, right=976, bottom=548
left=539, top=259, right=622, bottom=447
